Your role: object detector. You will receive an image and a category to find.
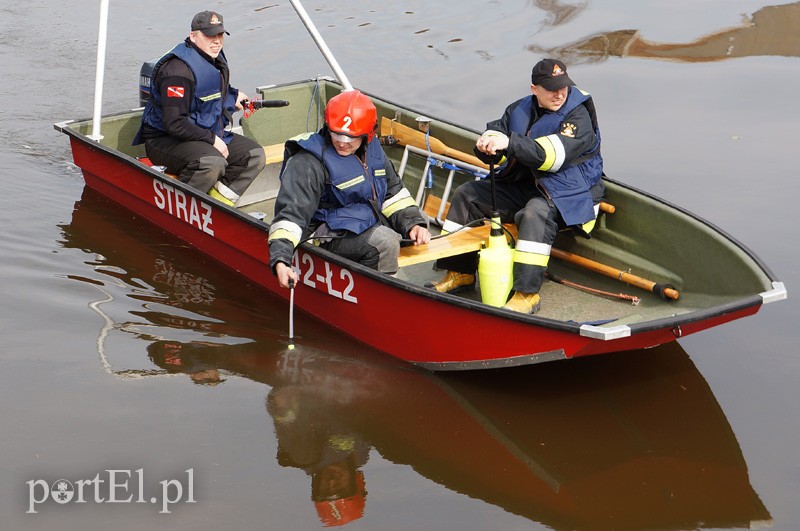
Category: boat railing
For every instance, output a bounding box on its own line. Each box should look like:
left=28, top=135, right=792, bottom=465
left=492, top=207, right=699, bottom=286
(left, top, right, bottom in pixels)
left=396, top=144, right=487, bottom=226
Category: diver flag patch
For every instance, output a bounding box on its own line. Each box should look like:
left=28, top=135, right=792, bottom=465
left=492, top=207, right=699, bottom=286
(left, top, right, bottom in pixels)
left=167, top=86, right=185, bottom=98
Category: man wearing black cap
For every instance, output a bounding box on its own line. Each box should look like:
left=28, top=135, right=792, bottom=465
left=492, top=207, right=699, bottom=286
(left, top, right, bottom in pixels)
left=134, top=11, right=265, bottom=206
left=426, top=58, right=604, bottom=314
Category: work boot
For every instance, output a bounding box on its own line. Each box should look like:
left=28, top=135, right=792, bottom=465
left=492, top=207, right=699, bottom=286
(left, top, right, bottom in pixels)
left=502, top=291, right=541, bottom=314
left=425, top=271, right=475, bottom=294
left=208, top=181, right=239, bottom=207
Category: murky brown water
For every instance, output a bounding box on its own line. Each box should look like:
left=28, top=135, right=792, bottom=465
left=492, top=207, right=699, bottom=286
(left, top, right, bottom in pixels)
left=2, top=1, right=798, bottom=529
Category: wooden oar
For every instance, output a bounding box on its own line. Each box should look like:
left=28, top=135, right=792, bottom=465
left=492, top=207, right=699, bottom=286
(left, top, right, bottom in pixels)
left=380, top=117, right=489, bottom=170
left=550, top=248, right=680, bottom=300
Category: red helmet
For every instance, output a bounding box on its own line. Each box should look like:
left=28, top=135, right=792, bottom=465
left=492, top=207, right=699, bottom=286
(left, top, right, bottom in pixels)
left=324, top=90, right=377, bottom=142
left=313, top=471, right=366, bottom=527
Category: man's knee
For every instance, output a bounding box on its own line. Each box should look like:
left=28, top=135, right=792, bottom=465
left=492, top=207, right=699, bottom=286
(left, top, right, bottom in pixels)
left=367, top=226, right=401, bottom=273
left=183, top=155, right=227, bottom=192
left=248, top=147, right=266, bottom=173
left=515, top=198, right=550, bottom=227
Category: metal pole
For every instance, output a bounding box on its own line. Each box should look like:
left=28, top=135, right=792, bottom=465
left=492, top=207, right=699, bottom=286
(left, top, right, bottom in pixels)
left=289, top=0, right=354, bottom=91
left=288, top=279, right=296, bottom=350
left=89, top=0, right=110, bottom=141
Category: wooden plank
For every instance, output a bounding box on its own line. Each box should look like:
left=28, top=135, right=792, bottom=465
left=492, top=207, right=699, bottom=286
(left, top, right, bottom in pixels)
left=401, top=194, right=615, bottom=267
left=398, top=224, right=491, bottom=267
left=264, top=143, right=285, bottom=165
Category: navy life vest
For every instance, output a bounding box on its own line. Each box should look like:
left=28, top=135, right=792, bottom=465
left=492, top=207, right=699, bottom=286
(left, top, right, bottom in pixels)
left=133, top=42, right=236, bottom=145
left=506, top=87, right=603, bottom=226
left=284, top=133, right=389, bottom=235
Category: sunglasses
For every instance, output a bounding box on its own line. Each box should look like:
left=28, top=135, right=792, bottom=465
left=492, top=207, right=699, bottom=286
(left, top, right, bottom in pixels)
left=330, top=131, right=359, bottom=144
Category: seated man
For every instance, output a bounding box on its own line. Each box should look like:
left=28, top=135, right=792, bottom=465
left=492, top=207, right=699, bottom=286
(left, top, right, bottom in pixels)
left=133, top=10, right=265, bottom=205
left=427, top=58, right=605, bottom=314
left=268, top=90, right=431, bottom=288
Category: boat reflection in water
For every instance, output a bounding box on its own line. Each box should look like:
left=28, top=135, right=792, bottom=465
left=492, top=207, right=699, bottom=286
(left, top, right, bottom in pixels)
left=60, top=188, right=771, bottom=529
left=143, top=340, right=772, bottom=530
left=531, top=2, right=800, bottom=65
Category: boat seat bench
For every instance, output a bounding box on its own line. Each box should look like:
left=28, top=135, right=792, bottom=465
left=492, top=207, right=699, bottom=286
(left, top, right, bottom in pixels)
left=397, top=195, right=614, bottom=267
left=139, top=142, right=284, bottom=174
left=398, top=194, right=505, bottom=267
left=263, top=143, right=285, bottom=165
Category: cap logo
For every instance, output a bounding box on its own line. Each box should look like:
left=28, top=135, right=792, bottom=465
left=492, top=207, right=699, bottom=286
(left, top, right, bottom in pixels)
left=210, top=13, right=221, bottom=25
left=552, top=64, right=565, bottom=77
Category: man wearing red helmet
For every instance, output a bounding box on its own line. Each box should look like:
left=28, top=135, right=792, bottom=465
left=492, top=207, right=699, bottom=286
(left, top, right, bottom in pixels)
left=268, top=90, right=430, bottom=287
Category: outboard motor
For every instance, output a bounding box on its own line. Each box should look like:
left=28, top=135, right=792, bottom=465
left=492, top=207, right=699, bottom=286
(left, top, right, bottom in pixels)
left=137, top=57, right=290, bottom=112
left=138, top=59, right=158, bottom=106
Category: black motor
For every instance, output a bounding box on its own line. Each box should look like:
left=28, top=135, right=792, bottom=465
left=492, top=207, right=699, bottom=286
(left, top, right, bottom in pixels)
left=138, top=59, right=158, bottom=107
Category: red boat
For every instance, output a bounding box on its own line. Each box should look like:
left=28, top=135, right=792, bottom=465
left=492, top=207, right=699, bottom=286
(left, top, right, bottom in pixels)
left=55, top=71, right=786, bottom=370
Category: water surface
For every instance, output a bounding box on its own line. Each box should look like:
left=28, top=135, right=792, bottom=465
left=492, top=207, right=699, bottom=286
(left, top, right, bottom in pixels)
left=2, top=1, right=798, bottom=529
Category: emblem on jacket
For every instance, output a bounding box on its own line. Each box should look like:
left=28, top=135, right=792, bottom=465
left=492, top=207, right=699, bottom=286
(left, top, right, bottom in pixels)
left=167, top=86, right=185, bottom=98
left=560, top=122, right=577, bottom=138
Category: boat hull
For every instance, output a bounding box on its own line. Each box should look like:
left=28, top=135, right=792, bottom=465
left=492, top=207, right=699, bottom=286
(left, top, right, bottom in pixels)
left=62, top=132, right=767, bottom=369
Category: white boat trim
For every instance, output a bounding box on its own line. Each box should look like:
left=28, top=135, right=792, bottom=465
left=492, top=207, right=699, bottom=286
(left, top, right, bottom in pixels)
left=579, top=324, right=633, bottom=340
left=762, top=281, right=787, bottom=304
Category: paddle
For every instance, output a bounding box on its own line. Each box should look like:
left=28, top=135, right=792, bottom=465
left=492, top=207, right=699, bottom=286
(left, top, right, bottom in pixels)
left=380, top=117, right=489, bottom=170
left=549, top=248, right=680, bottom=300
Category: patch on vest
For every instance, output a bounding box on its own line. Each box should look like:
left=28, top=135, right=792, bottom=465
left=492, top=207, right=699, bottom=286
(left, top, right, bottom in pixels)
left=167, top=86, right=185, bottom=98
left=560, top=122, right=577, bottom=138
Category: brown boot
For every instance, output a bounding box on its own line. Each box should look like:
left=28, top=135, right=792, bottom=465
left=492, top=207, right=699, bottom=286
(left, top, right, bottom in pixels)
left=425, top=271, right=476, bottom=294
left=502, top=292, right=541, bottom=314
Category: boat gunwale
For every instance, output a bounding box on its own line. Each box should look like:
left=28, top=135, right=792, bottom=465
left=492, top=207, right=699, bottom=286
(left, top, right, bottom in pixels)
left=601, top=175, right=781, bottom=284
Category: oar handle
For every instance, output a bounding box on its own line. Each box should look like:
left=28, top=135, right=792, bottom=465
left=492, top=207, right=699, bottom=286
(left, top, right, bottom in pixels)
left=244, top=99, right=290, bottom=109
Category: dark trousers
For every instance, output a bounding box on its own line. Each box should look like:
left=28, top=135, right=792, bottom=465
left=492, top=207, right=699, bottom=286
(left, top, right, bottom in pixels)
left=437, top=178, right=601, bottom=294
left=321, top=224, right=402, bottom=273
left=145, top=133, right=265, bottom=195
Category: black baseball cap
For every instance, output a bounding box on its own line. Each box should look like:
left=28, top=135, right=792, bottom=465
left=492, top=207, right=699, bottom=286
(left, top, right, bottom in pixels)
left=191, top=11, right=230, bottom=36
left=531, top=59, right=574, bottom=91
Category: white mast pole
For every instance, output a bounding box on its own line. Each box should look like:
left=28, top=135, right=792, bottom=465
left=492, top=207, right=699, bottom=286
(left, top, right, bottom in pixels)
left=289, top=0, right=354, bottom=91
left=89, top=0, right=110, bottom=141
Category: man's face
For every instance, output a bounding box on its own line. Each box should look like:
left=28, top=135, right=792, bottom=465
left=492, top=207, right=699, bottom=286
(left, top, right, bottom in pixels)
left=190, top=30, right=224, bottom=58
left=531, top=84, right=568, bottom=112
left=330, top=132, right=363, bottom=157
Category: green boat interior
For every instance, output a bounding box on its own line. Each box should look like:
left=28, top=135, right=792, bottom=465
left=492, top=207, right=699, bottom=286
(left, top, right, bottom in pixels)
left=64, top=77, right=776, bottom=328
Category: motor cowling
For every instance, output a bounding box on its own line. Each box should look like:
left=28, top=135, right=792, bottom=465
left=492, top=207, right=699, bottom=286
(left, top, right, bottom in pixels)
left=138, top=59, right=158, bottom=107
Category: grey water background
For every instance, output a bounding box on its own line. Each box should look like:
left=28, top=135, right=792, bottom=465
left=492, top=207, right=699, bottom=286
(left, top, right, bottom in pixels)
left=1, top=0, right=798, bottom=529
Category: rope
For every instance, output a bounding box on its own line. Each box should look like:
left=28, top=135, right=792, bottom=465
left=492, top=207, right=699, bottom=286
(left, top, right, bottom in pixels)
left=546, top=272, right=640, bottom=305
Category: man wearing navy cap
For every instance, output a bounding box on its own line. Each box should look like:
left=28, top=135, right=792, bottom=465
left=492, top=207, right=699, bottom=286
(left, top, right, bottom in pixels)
left=134, top=11, right=265, bottom=206
left=427, top=59, right=605, bottom=314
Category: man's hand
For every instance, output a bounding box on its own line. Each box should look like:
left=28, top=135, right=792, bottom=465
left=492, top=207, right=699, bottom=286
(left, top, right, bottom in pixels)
left=213, top=135, right=229, bottom=158
left=276, top=262, right=298, bottom=289
left=235, top=91, right=249, bottom=111
left=476, top=130, right=509, bottom=155
left=408, top=225, right=431, bottom=246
